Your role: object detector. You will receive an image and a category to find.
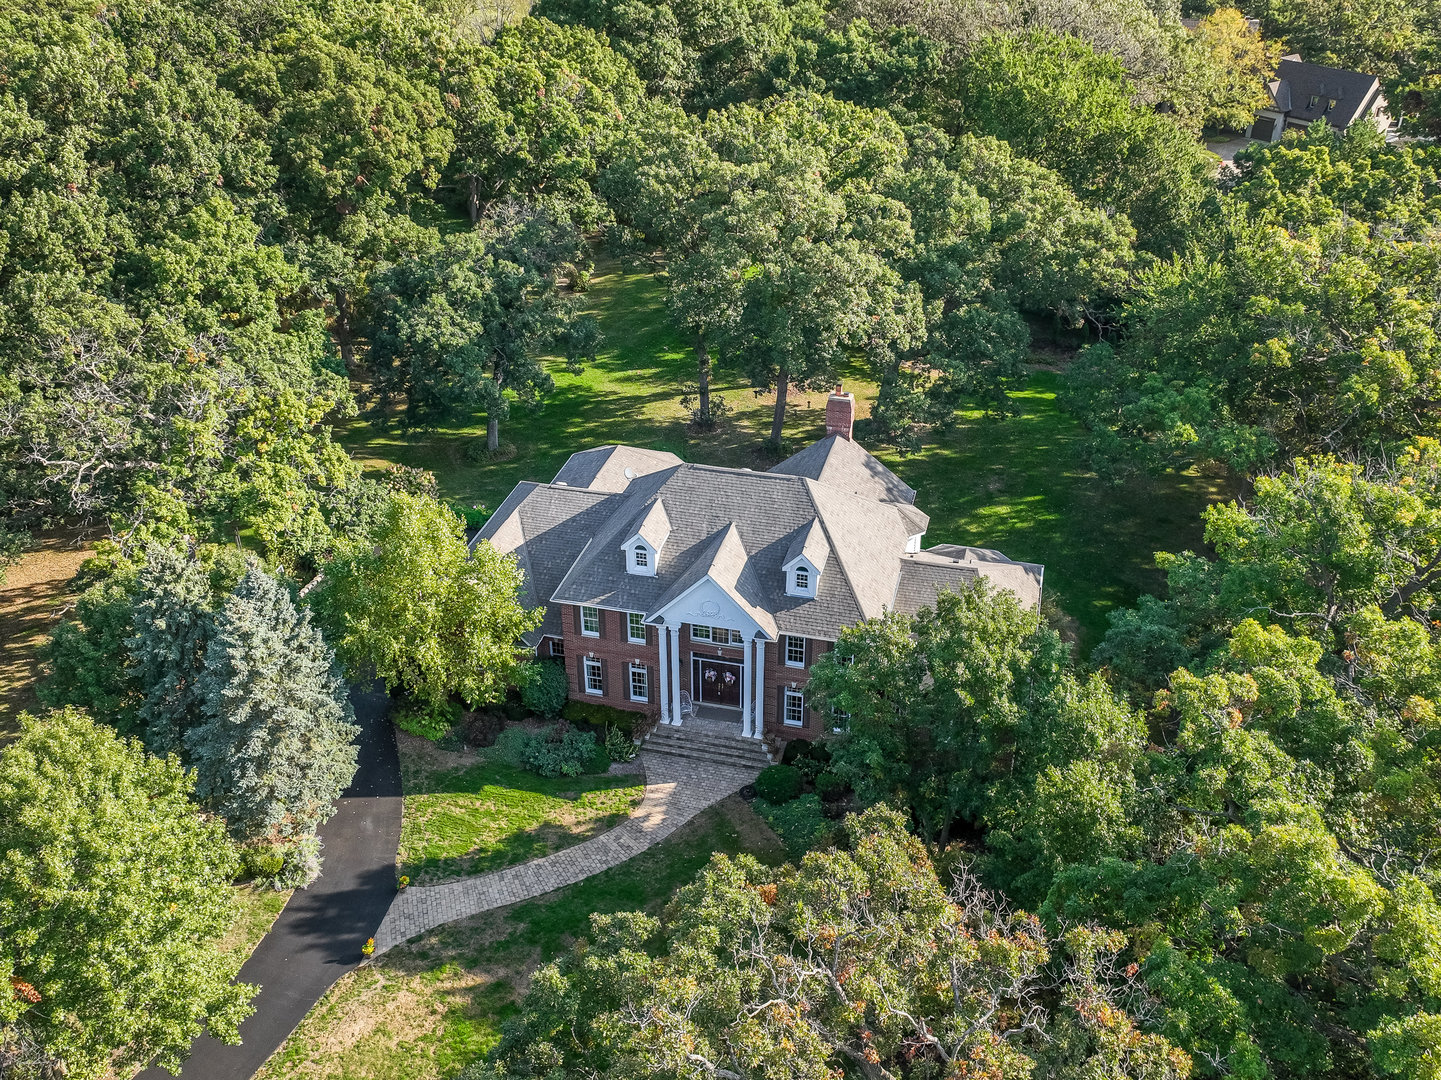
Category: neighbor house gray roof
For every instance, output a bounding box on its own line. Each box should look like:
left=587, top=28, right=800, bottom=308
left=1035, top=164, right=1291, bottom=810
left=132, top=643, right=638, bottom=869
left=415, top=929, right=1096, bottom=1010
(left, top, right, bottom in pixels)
left=551, top=445, right=683, bottom=492
left=476, top=440, right=1042, bottom=643
left=1266, top=59, right=1384, bottom=129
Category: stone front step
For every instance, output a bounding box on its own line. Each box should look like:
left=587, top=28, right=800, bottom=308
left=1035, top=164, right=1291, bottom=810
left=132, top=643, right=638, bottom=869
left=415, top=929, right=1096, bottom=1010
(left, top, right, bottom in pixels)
left=643, top=724, right=772, bottom=769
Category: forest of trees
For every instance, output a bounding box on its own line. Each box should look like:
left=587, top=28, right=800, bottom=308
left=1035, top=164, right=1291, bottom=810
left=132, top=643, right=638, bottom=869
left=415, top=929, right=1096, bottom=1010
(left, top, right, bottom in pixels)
left=4, top=0, right=1441, bottom=1075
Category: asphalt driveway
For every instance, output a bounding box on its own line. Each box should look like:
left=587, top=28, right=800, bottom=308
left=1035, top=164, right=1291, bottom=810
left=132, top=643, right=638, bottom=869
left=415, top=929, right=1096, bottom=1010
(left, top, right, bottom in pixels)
left=138, top=681, right=401, bottom=1080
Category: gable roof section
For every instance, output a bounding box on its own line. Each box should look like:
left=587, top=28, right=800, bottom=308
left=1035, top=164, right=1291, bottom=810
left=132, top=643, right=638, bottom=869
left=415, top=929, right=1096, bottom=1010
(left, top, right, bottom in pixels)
left=648, top=523, right=778, bottom=639
left=783, top=518, right=831, bottom=573
left=918, top=544, right=1044, bottom=611
left=894, top=553, right=980, bottom=616
left=475, top=481, right=616, bottom=644
left=770, top=434, right=920, bottom=510
left=551, top=445, right=683, bottom=492
left=1269, top=59, right=1382, bottom=128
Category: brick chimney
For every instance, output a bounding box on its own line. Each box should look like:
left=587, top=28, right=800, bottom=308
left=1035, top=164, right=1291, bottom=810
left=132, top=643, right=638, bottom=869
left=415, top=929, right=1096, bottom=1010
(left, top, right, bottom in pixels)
left=825, top=385, right=855, bottom=441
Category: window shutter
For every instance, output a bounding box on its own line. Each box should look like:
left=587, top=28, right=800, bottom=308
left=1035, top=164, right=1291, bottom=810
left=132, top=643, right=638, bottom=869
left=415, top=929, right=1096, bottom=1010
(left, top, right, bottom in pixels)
left=571, top=606, right=581, bottom=635
left=776, top=686, right=785, bottom=727
left=577, top=655, right=586, bottom=693
left=598, top=658, right=608, bottom=695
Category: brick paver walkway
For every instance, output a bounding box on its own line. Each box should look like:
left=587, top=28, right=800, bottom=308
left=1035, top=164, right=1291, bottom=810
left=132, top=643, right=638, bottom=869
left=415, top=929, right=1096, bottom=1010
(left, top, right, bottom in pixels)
left=372, top=750, right=760, bottom=954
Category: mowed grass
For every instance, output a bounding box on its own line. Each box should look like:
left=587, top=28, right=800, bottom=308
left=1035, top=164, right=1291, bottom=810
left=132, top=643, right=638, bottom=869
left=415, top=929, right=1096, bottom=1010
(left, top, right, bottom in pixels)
left=396, top=734, right=645, bottom=886
left=339, top=256, right=1230, bottom=651
left=257, top=795, right=786, bottom=1080
left=221, top=884, right=292, bottom=969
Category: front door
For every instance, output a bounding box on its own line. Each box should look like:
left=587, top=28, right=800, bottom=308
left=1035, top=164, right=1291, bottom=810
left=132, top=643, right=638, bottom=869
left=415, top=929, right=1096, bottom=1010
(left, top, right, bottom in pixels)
left=693, top=657, right=742, bottom=709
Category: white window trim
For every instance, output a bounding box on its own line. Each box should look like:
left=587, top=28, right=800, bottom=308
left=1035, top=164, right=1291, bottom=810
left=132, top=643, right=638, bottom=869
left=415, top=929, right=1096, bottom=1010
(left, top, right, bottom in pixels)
left=784, top=635, right=806, bottom=668
left=783, top=689, right=805, bottom=727
left=581, top=605, right=600, bottom=637
left=691, top=624, right=711, bottom=642
left=583, top=657, right=604, bottom=696
left=628, top=662, right=649, bottom=702
left=794, top=567, right=809, bottom=591
left=626, top=612, right=647, bottom=644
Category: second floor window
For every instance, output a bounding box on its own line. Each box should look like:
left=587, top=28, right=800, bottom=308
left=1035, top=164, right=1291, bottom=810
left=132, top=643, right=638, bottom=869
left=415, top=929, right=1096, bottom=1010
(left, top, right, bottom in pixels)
left=627, top=612, right=646, bottom=643
left=693, top=625, right=743, bottom=645
left=785, top=635, right=806, bottom=667
left=581, top=606, right=600, bottom=636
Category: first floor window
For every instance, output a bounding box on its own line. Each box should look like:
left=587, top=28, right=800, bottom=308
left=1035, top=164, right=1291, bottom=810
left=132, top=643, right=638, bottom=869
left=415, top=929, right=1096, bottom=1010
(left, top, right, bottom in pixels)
left=581, top=605, right=600, bottom=636
left=784, top=689, right=805, bottom=727
left=584, top=657, right=604, bottom=695
left=627, top=611, right=647, bottom=643
left=550, top=638, right=565, bottom=659
left=629, top=663, right=649, bottom=702
left=785, top=635, right=806, bottom=667
left=831, top=706, right=850, bottom=733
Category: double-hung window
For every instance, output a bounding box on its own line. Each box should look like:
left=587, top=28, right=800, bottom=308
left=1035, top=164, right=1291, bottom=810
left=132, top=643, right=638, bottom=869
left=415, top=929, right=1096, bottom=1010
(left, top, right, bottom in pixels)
left=583, top=657, right=604, bottom=696
left=783, top=689, right=806, bottom=727
left=634, top=545, right=648, bottom=568
left=629, top=663, right=649, bottom=702
left=627, top=612, right=647, bottom=644
left=580, top=605, right=601, bottom=637
left=691, top=624, right=711, bottom=642
left=550, top=638, right=565, bottom=659
left=784, top=635, right=806, bottom=668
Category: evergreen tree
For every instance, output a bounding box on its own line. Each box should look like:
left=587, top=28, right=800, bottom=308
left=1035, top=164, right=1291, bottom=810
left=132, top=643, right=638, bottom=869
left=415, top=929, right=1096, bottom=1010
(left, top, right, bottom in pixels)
left=127, top=545, right=216, bottom=756
left=187, top=566, right=359, bottom=842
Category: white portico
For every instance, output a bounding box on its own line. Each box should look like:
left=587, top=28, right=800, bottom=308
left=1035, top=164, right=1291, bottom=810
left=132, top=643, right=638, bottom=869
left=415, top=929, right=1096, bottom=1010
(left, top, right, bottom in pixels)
left=646, top=530, right=775, bottom=739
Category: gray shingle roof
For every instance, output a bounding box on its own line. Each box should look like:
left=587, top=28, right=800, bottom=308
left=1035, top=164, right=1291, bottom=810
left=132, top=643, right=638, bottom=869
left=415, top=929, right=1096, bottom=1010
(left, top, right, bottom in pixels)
left=475, top=481, right=616, bottom=644
left=551, top=445, right=683, bottom=492
left=770, top=434, right=921, bottom=510
left=478, top=440, right=1043, bottom=643
left=1268, top=59, right=1383, bottom=128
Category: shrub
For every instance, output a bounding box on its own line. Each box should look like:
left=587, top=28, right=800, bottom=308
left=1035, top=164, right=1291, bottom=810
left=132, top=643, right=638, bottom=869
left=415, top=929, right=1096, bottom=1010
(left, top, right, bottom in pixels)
left=781, top=739, right=812, bottom=764
left=466, top=711, right=505, bottom=747
left=520, top=660, right=569, bottom=719
left=394, top=699, right=461, bottom=741
left=755, top=794, right=835, bottom=859
left=270, top=834, right=323, bottom=890
left=754, top=764, right=804, bottom=804
left=562, top=699, right=639, bottom=732
left=235, top=845, right=285, bottom=883
left=494, top=723, right=599, bottom=778
left=815, top=771, right=849, bottom=802
left=605, top=725, right=637, bottom=763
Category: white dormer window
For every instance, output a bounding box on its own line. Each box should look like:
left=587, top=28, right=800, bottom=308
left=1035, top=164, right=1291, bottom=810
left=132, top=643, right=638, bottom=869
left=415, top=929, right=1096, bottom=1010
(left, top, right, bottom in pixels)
left=621, top=501, right=669, bottom=577
left=794, top=567, right=809, bottom=591
left=783, top=519, right=828, bottom=599
left=906, top=534, right=923, bottom=554
left=785, top=558, right=818, bottom=598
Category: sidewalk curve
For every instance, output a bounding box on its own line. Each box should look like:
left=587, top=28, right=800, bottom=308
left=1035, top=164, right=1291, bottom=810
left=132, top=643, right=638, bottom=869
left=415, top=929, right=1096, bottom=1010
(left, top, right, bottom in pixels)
left=373, top=751, right=759, bottom=954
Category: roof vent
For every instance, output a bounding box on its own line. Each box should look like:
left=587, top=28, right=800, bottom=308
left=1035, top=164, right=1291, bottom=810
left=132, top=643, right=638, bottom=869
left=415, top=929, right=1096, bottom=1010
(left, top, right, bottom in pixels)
left=623, top=467, right=636, bottom=479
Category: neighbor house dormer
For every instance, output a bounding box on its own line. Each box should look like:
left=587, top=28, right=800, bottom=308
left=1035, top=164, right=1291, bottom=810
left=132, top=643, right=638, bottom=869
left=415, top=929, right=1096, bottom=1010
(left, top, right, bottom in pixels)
left=782, top=518, right=830, bottom=598
left=621, top=500, right=671, bottom=576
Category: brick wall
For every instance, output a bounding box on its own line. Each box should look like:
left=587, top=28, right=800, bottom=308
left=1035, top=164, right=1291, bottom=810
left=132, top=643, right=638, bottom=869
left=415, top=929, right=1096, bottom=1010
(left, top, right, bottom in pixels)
left=562, top=605, right=661, bottom=719
left=761, top=636, right=831, bottom=739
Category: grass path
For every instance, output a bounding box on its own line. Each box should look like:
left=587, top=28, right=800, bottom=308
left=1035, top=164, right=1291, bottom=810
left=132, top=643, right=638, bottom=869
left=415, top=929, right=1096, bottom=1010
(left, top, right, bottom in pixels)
left=339, top=257, right=1230, bottom=650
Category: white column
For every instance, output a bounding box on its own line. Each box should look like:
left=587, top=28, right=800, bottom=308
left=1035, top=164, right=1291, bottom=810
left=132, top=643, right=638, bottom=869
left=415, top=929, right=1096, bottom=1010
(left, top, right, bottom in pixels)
left=740, top=636, right=754, bottom=738
left=657, top=623, right=671, bottom=725
left=668, top=625, right=683, bottom=726
left=752, top=638, right=766, bottom=739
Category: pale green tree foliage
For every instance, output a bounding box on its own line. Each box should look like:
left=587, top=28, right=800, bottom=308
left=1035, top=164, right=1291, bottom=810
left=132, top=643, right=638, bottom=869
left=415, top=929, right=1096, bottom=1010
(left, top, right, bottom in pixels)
left=481, top=806, right=1191, bottom=1080
left=0, top=709, right=254, bottom=1078
left=314, top=493, right=541, bottom=705
left=367, top=203, right=599, bottom=448
left=187, top=566, right=359, bottom=842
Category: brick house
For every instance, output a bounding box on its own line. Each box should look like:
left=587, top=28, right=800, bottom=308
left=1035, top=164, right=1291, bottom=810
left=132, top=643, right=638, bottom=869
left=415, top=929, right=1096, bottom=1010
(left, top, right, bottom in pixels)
left=476, top=389, right=1043, bottom=743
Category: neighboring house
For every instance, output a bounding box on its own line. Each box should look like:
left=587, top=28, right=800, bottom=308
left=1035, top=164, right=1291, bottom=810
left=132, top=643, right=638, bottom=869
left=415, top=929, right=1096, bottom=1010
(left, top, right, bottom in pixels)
left=1246, top=56, right=1392, bottom=142
left=476, top=388, right=1043, bottom=743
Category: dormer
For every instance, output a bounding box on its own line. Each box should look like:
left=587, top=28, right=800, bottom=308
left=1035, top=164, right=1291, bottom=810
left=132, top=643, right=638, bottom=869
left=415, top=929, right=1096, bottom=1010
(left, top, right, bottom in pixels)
left=783, top=518, right=830, bottom=599
left=620, top=500, right=671, bottom=577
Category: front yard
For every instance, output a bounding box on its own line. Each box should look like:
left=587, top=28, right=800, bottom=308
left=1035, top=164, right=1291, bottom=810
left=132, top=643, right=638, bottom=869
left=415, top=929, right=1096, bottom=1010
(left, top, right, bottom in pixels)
left=396, top=733, right=645, bottom=886
left=257, top=795, right=785, bottom=1080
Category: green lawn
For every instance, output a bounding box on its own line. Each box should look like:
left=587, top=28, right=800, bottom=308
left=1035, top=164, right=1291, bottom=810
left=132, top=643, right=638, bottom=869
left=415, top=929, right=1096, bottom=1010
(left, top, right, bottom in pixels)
left=221, top=883, right=291, bottom=968
left=257, top=796, right=785, bottom=1080
left=339, top=256, right=1230, bottom=651
left=396, top=735, right=645, bottom=886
